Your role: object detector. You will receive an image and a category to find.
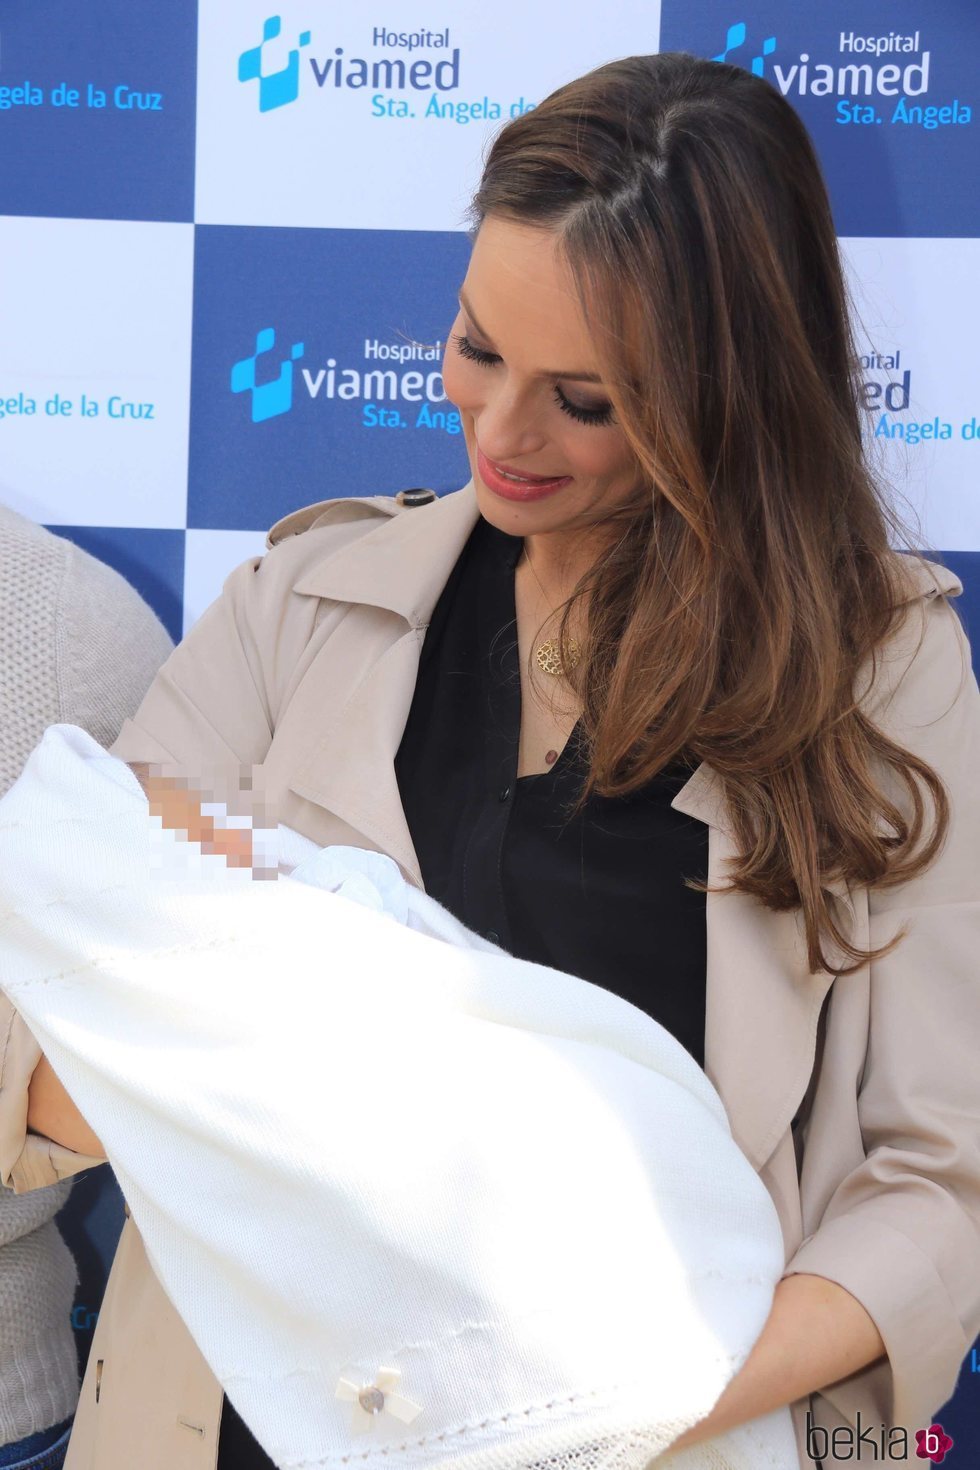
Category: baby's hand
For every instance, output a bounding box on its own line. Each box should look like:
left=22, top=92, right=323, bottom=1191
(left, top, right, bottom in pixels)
left=127, top=762, right=256, bottom=870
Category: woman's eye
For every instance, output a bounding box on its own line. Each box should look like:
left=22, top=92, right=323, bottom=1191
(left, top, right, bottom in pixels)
left=554, top=385, right=615, bottom=428
left=453, top=331, right=614, bottom=427
left=452, top=332, right=500, bottom=367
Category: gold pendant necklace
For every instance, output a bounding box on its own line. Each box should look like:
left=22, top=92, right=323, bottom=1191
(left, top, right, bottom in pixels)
left=521, top=546, right=581, bottom=678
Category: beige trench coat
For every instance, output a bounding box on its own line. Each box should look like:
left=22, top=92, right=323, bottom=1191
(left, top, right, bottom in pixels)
left=1, top=481, right=978, bottom=1470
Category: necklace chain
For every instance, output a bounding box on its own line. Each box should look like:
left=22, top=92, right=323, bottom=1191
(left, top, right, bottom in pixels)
left=520, top=544, right=580, bottom=678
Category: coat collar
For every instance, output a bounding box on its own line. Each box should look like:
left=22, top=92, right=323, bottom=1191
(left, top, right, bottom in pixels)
left=282, top=481, right=957, bottom=1174
left=289, top=482, right=482, bottom=629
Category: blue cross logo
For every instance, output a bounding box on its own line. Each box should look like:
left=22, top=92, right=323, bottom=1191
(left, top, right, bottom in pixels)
left=231, top=328, right=305, bottom=423
left=238, top=16, right=311, bottom=112
left=713, top=22, right=776, bottom=77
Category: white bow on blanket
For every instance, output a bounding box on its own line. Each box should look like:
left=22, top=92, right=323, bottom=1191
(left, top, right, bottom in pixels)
left=0, top=726, right=798, bottom=1470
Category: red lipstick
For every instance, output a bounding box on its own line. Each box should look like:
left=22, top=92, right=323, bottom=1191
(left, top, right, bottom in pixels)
left=476, top=446, right=572, bottom=503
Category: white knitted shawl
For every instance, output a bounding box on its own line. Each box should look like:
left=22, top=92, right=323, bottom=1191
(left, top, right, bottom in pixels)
left=0, top=726, right=798, bottom=1470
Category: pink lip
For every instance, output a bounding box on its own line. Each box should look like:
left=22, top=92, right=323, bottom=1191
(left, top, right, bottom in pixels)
left=476, top=446, right=572, bottom=502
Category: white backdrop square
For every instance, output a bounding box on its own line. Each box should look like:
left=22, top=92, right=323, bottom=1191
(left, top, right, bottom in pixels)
left=183, top=527, right=268, bottom=634
left=0, top=217, right=194, bottom=529
left=842, top=237, right=980, bottom=552
left=195, top=0, right=664, bottom=230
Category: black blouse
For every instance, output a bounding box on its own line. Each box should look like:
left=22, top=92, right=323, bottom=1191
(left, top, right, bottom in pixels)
left=216, top=510, right=710, bottom=1470
left=395, top=511, right=709, bottom=1070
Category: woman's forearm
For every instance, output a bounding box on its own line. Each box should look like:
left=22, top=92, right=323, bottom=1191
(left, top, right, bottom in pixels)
left=667, top=1272, right=887, bottom=1451
left=27, top=1053, right=107, bottom=1158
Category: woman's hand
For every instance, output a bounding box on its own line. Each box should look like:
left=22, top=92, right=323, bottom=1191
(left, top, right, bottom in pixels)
left=666, top=1272, right=887, bottom=1451
left=27, top=1054, right=107, bottom=1158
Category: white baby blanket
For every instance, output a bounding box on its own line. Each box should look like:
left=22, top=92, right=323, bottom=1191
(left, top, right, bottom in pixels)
left=0, top=726, right=799, bottom=1470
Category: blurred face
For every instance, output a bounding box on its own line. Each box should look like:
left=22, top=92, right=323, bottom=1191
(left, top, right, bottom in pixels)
left=442, top=215, right=639, bottom=556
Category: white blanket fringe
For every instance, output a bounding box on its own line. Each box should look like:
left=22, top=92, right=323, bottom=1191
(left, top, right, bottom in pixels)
left=0, top=726, right=799, bottom=1470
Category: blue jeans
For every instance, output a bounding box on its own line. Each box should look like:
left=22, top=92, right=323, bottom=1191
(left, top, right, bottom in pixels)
left=0, top=1419, right=73, bottom=1470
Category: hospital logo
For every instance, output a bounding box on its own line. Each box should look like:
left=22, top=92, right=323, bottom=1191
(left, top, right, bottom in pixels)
left=713, top=22, right=776, bottom=77
left=708, top=19, right=971, bottom=131
left=236, top=15, right=460, bottom=118
left=238, top=16, right=311, bottom=112
left=231, top=328, right=305, bottom=423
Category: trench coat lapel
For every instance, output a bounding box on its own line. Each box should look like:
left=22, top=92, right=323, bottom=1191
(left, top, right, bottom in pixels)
left=287, top=625, right=431, bottom=885
left=285, top=482, right=480, bottom=887
left=673, top=760, right=840, bottom=1172
left=285, top=480, right=838, bottom=1176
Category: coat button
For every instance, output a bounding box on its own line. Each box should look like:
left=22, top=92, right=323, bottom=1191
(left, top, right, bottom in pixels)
left=395, top=488, right=437, bottom=508
left=498, top=786, right=511, bottom=803
left=486, top=930, right=500, bottom=944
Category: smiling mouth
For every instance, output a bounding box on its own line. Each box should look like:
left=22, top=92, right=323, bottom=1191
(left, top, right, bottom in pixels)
left=480, top=450, right=569, bottom=483
left=497, top=465, right=547, bottom=483
left=475, top=446, right=573, bottom=503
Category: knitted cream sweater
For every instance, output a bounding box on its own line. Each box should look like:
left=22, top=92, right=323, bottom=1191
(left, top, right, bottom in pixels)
left=0, top=503, right=173, bottom=1442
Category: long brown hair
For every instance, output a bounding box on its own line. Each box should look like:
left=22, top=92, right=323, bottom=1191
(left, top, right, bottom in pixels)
left=469, top=51, right=958, bottom=976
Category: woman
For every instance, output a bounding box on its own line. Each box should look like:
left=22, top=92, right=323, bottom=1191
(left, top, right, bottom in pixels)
left=10, top=51, right=980, bottom=1470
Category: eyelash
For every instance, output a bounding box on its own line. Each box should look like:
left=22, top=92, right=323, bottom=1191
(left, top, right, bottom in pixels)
left=451, top=332, right=614, bottom=427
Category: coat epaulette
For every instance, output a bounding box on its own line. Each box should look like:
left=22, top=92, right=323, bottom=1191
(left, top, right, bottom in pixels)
left=266, top=489, right=438, bottom=550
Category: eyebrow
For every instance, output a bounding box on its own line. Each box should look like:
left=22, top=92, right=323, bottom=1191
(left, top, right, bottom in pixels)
left=457, top=289, right=605, bottom=384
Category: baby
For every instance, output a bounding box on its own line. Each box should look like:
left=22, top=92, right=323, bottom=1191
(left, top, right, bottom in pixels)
left=0, top=724, right=799, bottom=1470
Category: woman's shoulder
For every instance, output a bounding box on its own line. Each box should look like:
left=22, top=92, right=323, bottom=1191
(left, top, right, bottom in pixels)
left=858, top=550, right=974, bottom=741
left=886, top=549, right=962, bottom=607
left=243, top=485, right=479, bottom=628
left=259, top=487, right=467, bottom=580
left=264, top=487, right=453, bottom=552
left=254, top=492, right=405, bottom=594
left=265, top=491, right=411, bottom=549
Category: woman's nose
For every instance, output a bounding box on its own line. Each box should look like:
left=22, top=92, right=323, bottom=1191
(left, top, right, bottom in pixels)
left=474, top=384, right=549, bottom=464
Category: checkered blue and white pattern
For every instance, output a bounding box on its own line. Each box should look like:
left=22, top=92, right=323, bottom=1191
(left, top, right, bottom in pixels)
left=0, top=0, right=978, bottom=1446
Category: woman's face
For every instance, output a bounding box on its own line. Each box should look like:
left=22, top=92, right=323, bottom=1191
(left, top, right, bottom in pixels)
left=442, top=215, right=639, bottom=546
